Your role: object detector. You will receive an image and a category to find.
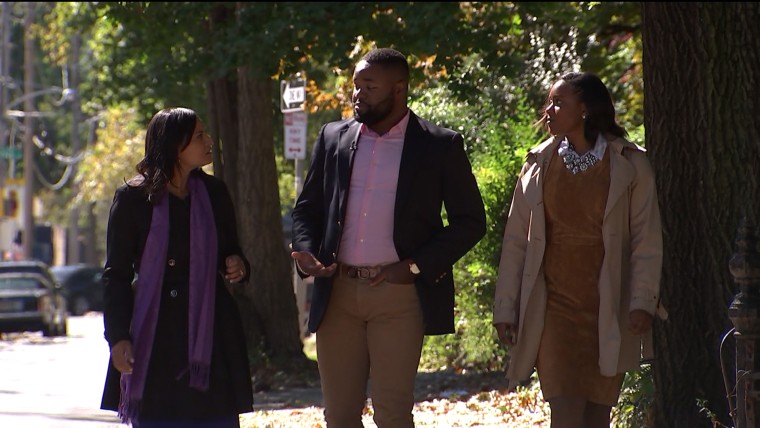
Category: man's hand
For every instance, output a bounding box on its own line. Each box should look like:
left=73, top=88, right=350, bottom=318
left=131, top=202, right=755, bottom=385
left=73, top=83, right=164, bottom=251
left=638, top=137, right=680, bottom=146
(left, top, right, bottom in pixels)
left=291, top=251, right=337, bottom=277
left=369, top=260, right=417, bottom=287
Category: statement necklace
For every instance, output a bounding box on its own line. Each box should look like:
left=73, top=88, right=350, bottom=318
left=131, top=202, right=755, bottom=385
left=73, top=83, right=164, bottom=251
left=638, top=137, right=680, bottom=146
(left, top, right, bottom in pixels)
left=557, top=136, right=607, bottom=175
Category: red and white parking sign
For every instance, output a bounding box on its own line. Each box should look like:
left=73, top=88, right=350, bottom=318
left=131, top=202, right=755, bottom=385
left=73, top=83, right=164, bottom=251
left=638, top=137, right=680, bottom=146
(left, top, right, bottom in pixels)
left=284, top=110, right=307, bottom=160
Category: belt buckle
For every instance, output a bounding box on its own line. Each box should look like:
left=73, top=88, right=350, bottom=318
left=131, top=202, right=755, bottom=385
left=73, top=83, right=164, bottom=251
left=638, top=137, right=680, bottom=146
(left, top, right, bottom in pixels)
left=357, top=267, right=371, bottom=279
left=347, top=265, right=374, bottom=279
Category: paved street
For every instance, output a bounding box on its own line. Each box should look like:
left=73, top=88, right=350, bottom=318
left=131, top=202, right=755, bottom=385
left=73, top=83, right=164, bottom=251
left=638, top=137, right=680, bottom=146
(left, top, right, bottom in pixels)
left=0, top=313, right=124, bottom=428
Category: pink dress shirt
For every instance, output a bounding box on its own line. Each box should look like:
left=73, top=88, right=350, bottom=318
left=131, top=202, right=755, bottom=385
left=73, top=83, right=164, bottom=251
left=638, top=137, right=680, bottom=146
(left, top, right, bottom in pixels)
left=337, top=111, right=411, bottom=266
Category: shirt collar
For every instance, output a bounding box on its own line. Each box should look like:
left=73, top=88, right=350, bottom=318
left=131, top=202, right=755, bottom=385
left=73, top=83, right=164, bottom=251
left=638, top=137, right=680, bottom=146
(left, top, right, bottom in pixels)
left=558, top=133, right=608, bottom=160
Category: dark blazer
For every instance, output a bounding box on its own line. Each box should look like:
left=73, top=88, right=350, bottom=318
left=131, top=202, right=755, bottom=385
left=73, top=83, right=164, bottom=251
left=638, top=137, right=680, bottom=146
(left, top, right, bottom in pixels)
left=291, top=111, right=486, bottom=335
left=100, top=169, right=253, bottom=417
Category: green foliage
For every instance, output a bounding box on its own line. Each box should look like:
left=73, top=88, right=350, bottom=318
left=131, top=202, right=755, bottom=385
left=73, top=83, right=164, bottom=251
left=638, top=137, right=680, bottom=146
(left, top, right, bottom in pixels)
left=61, top=0, right=644, bottom=225
left=613, top=364, right=654, bottom=428
left=411, top=83, right=542, bottom=370
left=76, top=104, right=145, bottom=204
left=86, top=2, right=215, bottom=121
left=439, top=3, right=642, bottom=112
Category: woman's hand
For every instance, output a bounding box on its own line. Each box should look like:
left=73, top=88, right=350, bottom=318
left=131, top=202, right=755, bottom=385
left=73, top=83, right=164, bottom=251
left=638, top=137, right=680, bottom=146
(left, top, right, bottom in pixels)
left=629, top=309, right=653, bottom=336
left=111, top=340, right=134, bottom=374
left=495, top=322, right=517, bottom=346
left=225, top=255, right=247, bottom=283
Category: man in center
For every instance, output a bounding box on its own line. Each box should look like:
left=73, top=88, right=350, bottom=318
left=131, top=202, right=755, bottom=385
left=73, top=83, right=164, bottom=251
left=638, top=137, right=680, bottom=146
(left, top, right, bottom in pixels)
left=290, top=47, right=486, bottom=427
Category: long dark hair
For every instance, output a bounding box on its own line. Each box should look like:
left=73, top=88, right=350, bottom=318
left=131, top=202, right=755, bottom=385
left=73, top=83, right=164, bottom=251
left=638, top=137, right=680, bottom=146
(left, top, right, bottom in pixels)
left=561, top=71, right=627, bottom=144
left=536, top=72, right=627, bottom=146
left=133, top=107, right=198, bottom=202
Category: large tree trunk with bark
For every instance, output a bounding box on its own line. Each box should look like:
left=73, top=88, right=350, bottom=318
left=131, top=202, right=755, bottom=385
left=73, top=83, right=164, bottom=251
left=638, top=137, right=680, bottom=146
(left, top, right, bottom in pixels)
left=642, top=3, right=760, bottom=427
left=204, top=5, right=313, bottom=385
left=208, top=76, right=239, bottom=197
left=235, top=67, right=309, bottom=369
left=206, top=5, right=239, bottom=196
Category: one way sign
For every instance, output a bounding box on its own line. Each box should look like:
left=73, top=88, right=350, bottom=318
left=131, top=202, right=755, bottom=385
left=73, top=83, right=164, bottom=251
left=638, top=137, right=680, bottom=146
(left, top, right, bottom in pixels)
left=281, top=78, right=306, bottom=113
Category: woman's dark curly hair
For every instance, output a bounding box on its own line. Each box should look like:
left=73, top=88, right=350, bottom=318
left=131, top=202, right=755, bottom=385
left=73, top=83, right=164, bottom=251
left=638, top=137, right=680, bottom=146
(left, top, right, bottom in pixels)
left=132, top=107, right=197, bottom=202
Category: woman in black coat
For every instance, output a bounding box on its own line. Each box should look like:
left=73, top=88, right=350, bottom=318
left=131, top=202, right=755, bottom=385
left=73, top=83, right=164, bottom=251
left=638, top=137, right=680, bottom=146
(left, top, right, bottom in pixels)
left=100, top=107, right=253, bottom=427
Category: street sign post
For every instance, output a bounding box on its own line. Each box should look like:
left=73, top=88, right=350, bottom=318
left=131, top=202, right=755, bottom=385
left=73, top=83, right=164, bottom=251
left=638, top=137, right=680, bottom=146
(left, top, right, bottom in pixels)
left=284, top=111, right=307, bottom=160
left=281, top=76, right=310, bottom=335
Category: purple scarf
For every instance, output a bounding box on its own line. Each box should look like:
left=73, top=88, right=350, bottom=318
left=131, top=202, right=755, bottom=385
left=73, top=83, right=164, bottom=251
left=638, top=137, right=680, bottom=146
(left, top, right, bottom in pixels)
left=118, top=175, right=218, bottom=424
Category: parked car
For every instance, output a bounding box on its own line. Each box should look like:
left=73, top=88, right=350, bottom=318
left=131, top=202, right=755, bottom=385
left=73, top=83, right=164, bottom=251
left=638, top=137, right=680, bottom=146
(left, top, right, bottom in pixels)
left=0, top=260, right=59, bottom=284
left=50, top=264, right=103, bottom=315
left=50, top=264, right=104, bottom=316
left=0, top=270, right=68, bottom=337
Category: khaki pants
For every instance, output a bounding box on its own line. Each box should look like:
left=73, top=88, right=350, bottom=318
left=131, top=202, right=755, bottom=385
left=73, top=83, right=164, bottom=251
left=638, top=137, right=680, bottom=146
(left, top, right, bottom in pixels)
left=316, top=272, right=424, bottom=428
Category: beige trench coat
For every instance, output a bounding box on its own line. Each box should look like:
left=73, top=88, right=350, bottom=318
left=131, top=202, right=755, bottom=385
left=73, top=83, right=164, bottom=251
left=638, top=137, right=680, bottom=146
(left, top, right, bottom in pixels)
left=493, top=135, right=667, bottom=390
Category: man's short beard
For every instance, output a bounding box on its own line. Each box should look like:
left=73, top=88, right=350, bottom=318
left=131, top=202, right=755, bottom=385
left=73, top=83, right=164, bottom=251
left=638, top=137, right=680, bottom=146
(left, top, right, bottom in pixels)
left=354, top=111, right=380, bottom=125
left=353, top=95, right=393, bottom=126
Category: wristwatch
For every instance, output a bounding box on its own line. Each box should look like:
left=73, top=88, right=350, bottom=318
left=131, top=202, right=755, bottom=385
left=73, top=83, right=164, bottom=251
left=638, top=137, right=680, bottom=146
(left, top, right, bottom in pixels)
left=409, top=261, right=420, bottom=275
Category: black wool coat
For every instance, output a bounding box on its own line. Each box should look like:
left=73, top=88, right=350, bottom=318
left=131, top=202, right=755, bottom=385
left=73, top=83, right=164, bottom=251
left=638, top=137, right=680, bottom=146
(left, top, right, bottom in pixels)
left=100, top=170, right=253, bottom=420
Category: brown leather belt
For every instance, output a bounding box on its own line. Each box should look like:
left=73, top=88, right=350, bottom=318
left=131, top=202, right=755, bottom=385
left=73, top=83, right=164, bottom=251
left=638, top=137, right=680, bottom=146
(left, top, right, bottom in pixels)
left=339, top=263, right=384, bottom=280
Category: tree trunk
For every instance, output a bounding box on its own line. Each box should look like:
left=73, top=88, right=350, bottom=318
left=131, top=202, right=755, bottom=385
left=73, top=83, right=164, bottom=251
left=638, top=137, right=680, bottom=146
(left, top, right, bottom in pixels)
left=642, top=3, right=760, bottom=427
left=205, top=5, right=312, bottom=384
left=206, top=4, right=238, bottom=197
left=207, top=76, right=239, bottom=198
left=235, top=66, right=308, bottom=368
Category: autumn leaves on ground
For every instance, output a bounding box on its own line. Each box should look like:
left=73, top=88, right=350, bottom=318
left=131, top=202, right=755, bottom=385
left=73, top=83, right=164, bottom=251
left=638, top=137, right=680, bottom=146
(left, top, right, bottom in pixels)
left=239, top=335, right=552, bottom=427
left=240, top=382, right=551, bottom=428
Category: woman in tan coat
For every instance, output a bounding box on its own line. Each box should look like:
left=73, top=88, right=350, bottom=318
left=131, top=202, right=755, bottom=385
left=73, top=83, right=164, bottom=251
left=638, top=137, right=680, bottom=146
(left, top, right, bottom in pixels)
left=493, top=72, right=667, bottom=428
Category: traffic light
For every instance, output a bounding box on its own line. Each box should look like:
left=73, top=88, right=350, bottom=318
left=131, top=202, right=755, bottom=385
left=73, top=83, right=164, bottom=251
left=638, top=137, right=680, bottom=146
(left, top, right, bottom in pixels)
left=3, top=189, right=18, bottom=218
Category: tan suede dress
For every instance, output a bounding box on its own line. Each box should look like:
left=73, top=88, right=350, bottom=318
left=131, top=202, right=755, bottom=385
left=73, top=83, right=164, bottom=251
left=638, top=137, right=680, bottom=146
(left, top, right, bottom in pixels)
left=536, top=147, right=624, bottom=406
